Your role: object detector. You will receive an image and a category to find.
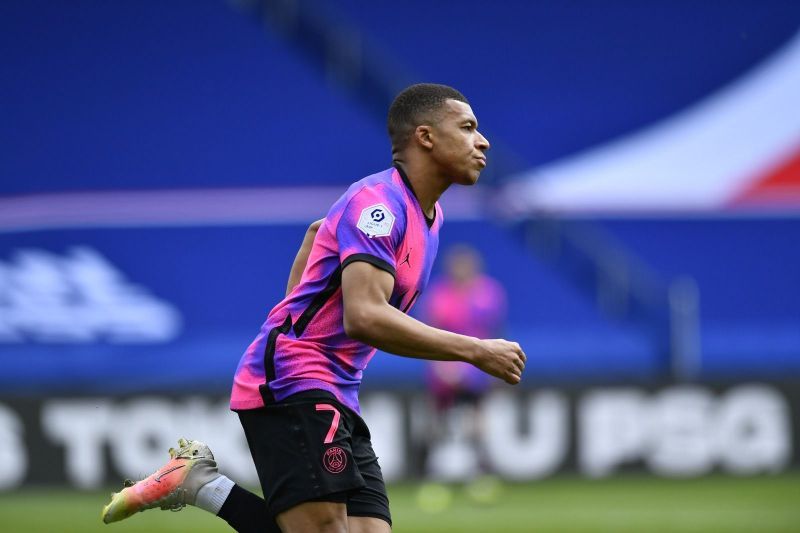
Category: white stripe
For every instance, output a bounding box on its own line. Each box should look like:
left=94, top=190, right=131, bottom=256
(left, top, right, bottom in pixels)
left=505, top=30, right=800, bottom=213
left=0, top=185, right=485, bottom=234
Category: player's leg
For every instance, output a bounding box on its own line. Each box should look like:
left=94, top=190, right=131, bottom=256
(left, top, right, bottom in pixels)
left=101, top=438, right=278, bottom=532
left=239, top=393, right=368, bottom=532
left=276, top=500, right=349, bottom=533
left=216, top=483, right=280, bottom=532
left=348, top=516, right=393, bottom=533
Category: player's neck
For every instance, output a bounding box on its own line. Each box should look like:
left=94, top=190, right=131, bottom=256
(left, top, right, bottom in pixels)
left=393, top=159, right=449, bottom=218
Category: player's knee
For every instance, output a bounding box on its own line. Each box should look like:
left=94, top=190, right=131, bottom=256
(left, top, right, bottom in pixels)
left=348, top=516, right=392, bottom=533
left=308, top=515, right=348, bottom=533
left=279, top=515, right=349, bottom=533
left=277, top=501, right=349, bottom=533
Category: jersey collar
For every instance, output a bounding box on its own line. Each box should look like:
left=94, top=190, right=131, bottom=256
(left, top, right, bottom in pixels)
left=393, top=164, right=435, bottom=228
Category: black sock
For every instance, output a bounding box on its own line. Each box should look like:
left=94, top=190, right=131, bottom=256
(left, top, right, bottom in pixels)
left=217, top=484, right=281, bottom=533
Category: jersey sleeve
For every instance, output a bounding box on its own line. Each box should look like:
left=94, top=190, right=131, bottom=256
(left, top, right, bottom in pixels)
left=337, top=185, right=406, bottom=277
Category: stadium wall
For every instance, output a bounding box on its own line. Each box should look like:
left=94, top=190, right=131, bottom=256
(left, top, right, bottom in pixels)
left=1, top=382, right=797, bottom=490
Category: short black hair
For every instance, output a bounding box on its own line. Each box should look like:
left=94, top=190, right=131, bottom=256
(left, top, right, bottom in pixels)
left=387, top=83, right=469, bottom=151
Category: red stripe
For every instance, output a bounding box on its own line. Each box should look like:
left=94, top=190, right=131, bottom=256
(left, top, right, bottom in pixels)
left=732, top=144, right=800, bottom=207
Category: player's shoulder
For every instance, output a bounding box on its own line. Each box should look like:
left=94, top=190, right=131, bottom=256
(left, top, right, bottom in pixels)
left=346, top=167, right=405, bottom=201
left=343, top=167, right=408, bottom=215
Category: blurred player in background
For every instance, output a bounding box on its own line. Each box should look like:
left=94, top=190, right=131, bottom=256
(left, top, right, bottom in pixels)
left=102, top=83, right=525, bottom=533
left=417, top=245, right=507, bottom=506
left=423, top=244, right=507, bottom=418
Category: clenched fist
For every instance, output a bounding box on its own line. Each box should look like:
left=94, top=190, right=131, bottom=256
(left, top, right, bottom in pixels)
left=472, top=338, right=526, bottom=384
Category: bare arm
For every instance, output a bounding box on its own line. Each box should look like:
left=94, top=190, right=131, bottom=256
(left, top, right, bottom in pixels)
left=341, top=261, right=526, bottom=384
left=286, top=219, right=323, bottom=296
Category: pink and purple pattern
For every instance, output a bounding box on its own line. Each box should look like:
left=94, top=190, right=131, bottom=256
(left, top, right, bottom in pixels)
left=420, top=275, right=507, bottom=399
left=231, top=167, right=442, bottom=413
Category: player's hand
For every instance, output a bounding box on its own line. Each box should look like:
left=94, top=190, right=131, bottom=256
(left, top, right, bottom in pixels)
left=473, top=339, right=526, bottom=385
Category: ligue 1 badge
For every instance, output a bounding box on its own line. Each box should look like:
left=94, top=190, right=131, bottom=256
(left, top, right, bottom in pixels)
left=323, top=446, right=347, bottom=474
left=357, top=203, right=395, bottom=238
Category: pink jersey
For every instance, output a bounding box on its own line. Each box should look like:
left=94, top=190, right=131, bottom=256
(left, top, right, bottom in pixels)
left=422, top=275, right=507, bottom=398
left=422, top=275, right=506, bottom=340
left=231, top=167, right=442, bottom=413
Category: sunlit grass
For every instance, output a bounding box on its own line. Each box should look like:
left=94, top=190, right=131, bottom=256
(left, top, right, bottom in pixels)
left=1, top=474, right=798, bottom=532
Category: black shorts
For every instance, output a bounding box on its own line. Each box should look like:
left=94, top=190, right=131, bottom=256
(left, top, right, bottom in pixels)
left=237, top=390, right=391, bottom=525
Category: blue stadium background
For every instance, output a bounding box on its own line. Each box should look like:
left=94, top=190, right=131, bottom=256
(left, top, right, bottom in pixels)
left=2, top=0, right=800, bottom=396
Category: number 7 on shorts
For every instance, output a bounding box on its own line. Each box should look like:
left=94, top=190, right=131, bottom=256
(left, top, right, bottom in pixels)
left=315, top=404, right=341, bottom=444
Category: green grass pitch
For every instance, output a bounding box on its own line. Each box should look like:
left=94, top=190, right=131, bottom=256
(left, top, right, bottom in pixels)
left=1, top=474, right=798, bottom=532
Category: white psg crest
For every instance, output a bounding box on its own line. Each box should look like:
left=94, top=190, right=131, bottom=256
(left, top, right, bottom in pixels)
left=357, top=203, right=395, bottom=238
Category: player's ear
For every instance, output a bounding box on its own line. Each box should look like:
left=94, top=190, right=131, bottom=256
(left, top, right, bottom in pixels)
left=414, top=125, right=434, bottom=150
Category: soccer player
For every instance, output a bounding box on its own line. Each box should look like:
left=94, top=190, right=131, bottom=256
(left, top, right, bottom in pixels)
left=420, top=244, right=507, bottom=481
left=102, top=83, right=526, bottom=532
left=423, top=244, right=507, bottom=416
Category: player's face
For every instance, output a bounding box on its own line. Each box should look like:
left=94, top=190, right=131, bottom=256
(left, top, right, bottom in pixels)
left=430, top=99, right=490, bottom=185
